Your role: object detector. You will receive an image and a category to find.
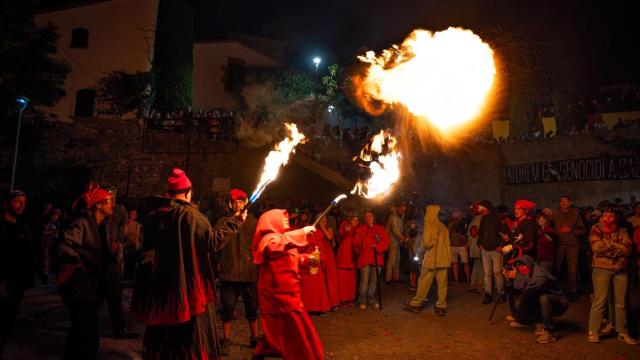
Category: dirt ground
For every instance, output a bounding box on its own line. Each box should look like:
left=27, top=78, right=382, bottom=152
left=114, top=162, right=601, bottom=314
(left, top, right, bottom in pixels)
left=4, top=282, right=639, bottom=359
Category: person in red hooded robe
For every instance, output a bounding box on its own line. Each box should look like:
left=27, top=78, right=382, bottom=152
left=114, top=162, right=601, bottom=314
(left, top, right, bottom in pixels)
left=131, top=168, right=244, bottom=360
left=336, top=214, right=359, bottom=305
left=317, top=215, right=340, bottom=309
left=252, top=209, right=324, bottom=360
left=300, top=216, right=332, bottom=314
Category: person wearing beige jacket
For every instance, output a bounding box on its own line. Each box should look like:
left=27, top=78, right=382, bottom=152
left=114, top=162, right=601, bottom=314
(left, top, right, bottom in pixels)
left=403, top=205, right=451, bottom=315
left=587, top=208, right=638, bottom=345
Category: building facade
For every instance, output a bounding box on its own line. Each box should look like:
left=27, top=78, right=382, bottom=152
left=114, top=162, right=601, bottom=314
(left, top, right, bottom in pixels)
left=193, top=39, right=281, bottom=111
left=35, top=0, right=159, bottom=121
left=35, top=0, right=282, bottom=121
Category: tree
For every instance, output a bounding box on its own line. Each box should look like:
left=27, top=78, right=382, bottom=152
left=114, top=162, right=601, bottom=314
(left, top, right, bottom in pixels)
left=94, top=71, right=151, bottom=118
left=235, top=67, right=315, bottom=125
left=0, top=2, right=69, bottom=117
left=150, top=0, right=195, bottom=112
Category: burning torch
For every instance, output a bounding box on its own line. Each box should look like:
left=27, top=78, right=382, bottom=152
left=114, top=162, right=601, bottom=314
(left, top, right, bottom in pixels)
left=311, top=194, right=347, bottom=227
left=242, top=123, right=306, bottom=212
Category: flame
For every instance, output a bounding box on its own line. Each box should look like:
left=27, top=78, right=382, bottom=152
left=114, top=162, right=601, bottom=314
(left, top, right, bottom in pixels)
left=249, top=123, right=306, bottom=203
left=351, top=130, right=401, bottom=199
left=356, top=27, right=496, bottom=133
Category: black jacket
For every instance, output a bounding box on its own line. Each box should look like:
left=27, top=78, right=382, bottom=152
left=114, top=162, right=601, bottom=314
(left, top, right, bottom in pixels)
left=506, top=217, right=537, bottom=257
left=0, top=217, right=36, bottom=292
left=131, top=196, right=242, bottom=325
left=57, top=215, right=111, bottom=301
left=217, top=213, right=258, bottom=282
left=478, top=200, right=504, bottom=251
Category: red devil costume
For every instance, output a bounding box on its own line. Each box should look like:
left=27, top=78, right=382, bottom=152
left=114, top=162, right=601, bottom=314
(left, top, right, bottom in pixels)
left=252, top=209, right=324, bottom=360
left=131, top=168, right=242, bottom=360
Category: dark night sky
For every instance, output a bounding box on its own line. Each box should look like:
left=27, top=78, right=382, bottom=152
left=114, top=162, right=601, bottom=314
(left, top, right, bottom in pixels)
left=37, top=0, right=638, bottom=81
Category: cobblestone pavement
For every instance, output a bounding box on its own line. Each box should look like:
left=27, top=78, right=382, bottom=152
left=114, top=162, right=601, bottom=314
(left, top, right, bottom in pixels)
left=4, top=282, right=639, bottom=359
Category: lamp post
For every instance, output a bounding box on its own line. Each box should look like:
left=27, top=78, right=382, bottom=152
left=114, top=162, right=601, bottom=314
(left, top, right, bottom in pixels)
left=313, top=56, right=322, bottom=126
left=10, top=96, right=30, bottom=190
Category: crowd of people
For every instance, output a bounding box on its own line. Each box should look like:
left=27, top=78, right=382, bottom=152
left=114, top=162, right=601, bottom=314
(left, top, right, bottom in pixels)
left=145, top=109, right=237, bottom=141
left=2, top=174, right=640, bottom=359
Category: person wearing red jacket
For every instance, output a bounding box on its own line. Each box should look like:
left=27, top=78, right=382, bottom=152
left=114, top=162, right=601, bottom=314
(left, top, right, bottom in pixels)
left=336, top=215, right=359, bottom=305
left=353, top=210, right=390, bottom=310
left=251, top=209, right=323, bottom=360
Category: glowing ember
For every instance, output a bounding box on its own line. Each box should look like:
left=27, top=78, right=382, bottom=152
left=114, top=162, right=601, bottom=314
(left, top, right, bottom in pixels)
left=249, top=123, right=306, bottom=203
left=351, top=130, right=401, bottom=199
left=356, top=27, right=496, bottom=132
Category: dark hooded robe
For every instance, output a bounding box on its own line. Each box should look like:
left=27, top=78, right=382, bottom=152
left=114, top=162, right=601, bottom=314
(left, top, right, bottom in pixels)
left=252, top=209, right=324, bottom=360
left=131, top=196, right=241, bottom=360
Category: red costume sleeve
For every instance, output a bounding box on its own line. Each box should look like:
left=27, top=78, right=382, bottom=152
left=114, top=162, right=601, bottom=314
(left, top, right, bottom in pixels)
left=352, top=226, right=364, bottom=254
left=338, top=221, right=350, bottom=238
left=375, top=226, right=391, bottom=252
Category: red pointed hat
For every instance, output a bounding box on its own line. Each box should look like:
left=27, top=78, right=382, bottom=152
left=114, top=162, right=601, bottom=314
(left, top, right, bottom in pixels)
left=84, top=187, right=111, bottom=209
left=230, top=188, right=247, bottom=201
left=167, top=168, right=192, bottom=191
left=514, top=199, right=536, bottom=211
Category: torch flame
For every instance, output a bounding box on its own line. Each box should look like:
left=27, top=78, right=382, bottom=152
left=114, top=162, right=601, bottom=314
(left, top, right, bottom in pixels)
left=249, top=123, right=306, bottom=203
left=356, top=27, right=496, bottom=133
left=351, top=130, right=401, bottom=199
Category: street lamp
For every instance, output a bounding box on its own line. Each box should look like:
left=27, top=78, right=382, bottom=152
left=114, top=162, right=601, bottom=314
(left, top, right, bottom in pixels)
left=313, top=57, right=322, bottom=126
left=10, top=96, right=30, bottom=190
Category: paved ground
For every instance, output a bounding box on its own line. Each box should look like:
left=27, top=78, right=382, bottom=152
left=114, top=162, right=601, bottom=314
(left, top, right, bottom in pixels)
left=4, top=282, right=639, bottom=359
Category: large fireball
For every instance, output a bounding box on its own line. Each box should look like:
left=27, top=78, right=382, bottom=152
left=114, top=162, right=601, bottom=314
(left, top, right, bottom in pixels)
left=357, top=27, right=496, bottom=132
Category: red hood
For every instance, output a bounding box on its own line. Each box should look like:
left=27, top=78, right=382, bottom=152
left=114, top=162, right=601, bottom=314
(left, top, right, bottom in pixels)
left=252, top=209, right=308, bottom=264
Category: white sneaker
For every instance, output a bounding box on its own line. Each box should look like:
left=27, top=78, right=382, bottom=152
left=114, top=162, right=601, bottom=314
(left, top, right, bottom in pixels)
left=618, top=333, right=639, bottom=345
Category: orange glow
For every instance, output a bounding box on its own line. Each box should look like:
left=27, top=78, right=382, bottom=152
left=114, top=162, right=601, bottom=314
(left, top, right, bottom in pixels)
left=356, top=27, right=496, bottom=133
left=250, top=123, right=306, bottom=203
left=351, top=130, right=401, bottom=199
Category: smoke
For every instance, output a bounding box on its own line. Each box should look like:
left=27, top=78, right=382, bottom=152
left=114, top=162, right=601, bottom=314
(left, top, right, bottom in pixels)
left=236, top=79, right=314, bottom=148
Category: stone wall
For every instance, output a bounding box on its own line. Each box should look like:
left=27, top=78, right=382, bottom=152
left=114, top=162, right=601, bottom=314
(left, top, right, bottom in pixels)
left=34, top=118, right=345, bottom=208
left=28, top=118, right=640, bottom=210
left=499, top=129, right=640, bottom=208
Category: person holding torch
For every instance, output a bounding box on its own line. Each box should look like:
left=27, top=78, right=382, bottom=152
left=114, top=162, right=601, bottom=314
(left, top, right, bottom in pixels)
left=217, top=189, right=260, bottom=355
left=131, top=168, right=245, bottom=360
left=251, top=209, right=323, bottom=360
